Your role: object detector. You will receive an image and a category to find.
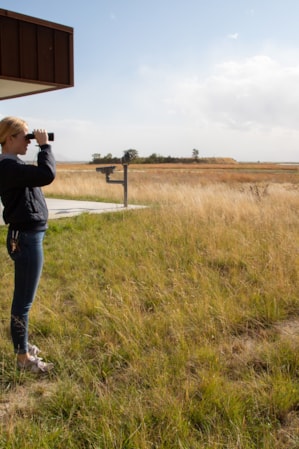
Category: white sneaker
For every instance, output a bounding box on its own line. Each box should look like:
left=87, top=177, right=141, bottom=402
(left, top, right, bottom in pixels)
left=28, top=343, right=41, bottom=357
left=17, top=355, right=54, bottom=374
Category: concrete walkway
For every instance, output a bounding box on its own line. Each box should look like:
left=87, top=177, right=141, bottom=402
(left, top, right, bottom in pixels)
left=0, top=198, right=145, bottom=225
left=46, top=198, right=144, bottom=219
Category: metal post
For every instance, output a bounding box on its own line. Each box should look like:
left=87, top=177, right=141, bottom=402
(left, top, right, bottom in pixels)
left=123, top=164, right=128, bottom=207
left=96, top=163, right=128, bottom=208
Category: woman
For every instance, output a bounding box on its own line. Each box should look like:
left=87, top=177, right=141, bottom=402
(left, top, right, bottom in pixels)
left=0, top=116, right=56, bottom=373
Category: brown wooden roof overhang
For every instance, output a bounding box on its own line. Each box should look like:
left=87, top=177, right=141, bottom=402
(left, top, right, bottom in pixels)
left=0, top=9, right=74, bottom=100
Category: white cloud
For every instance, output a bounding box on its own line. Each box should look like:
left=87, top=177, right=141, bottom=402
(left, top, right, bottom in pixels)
left=228, top=33, right=239, bottom=40
left=163, top=55, right=299, bottom=132
left=117, top=54, right=299, bottom=161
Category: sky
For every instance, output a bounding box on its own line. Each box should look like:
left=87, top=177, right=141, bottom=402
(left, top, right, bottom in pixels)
left=1, top=0, right=299, bottom=162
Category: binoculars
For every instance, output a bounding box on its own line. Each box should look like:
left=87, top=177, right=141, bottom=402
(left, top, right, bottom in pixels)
left=26, top=132, right=54, bottom=141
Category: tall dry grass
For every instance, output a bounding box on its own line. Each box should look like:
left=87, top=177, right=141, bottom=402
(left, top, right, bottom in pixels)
left=1, top=165, right=299, bottom=448
left=43, top=164, right=299, bottom=205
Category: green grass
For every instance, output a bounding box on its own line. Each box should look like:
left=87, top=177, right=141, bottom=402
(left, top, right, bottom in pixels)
left=0, top=196, right=299, bottom=448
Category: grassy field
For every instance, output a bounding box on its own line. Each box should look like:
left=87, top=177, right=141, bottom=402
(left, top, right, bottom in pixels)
left=1, top=163, right=299, bottom=448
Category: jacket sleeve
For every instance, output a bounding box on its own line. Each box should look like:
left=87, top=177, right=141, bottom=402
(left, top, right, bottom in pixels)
left=0, top=145, right=56, bottom=189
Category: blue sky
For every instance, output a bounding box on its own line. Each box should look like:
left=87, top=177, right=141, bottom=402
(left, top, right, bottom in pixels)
left=1, top=1, right=299, bottom=162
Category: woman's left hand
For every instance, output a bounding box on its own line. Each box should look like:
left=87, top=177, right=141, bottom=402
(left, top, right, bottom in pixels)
left=33, top=129, right=48, bottom=146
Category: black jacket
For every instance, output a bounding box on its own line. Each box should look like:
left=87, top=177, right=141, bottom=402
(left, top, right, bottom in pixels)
left=0, top=145, right=56, bottom=230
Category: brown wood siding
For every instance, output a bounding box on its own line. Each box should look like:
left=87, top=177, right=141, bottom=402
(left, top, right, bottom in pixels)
left=0, top=9, right=73, bottom=88
left=20, top=21, right=38, bottom=80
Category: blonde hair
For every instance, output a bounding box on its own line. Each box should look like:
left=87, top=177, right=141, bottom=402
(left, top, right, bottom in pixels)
left=0, top=116, right=27, bottom=146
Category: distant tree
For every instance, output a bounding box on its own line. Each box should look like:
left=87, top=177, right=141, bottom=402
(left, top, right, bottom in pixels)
left=147, top=153, right=164, bottom=163
left=121, top=149, right=139, bottom=164
left=91, top=153, right=101, bottom=163
left=192, top=148, right=199, bottom=160
left=126, top=149, right=139, bottom=160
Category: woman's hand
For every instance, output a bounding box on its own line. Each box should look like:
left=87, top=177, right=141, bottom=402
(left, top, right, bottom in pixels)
left=33, top=129, right=48, bottom=146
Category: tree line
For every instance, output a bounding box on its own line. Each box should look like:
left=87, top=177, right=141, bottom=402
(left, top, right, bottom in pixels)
left=90, top=149, right=203, bottom=164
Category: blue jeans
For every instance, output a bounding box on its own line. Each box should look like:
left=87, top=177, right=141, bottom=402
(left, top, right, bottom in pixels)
left=6, top=229, right=45, bottom=354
